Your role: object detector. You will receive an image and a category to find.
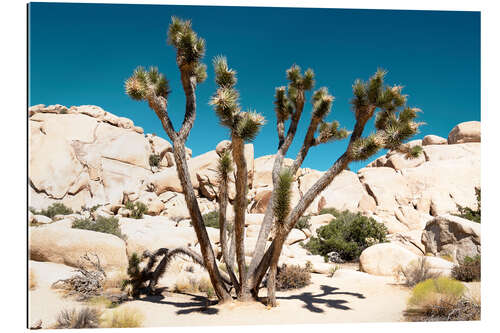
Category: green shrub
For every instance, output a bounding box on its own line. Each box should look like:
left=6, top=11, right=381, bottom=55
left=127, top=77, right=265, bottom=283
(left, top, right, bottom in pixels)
left=55, top=307, right=101, bottom=329
left=405, top=277, right=479, bottom=321
left=454, top=188, right=481, bottom=223
left=275, top=264, right=311, bottom=291
left=294, top=216, right=311, bottom=230
left=124, top=201, right=147, bottom=219
left=452, top=255, right=481, bottom=282
left=202, top=211, right=219, bottom=228
left=318, top=207, right=341, bottom=217
left=149, top=153, right=161, bottom=167
left=409, top=277, right=465, bottom=307
left=304, top=210, right=387, bottom=261
left=72, top=216, right=126, bottom=240
left=31, top=202, right=73, bottom=218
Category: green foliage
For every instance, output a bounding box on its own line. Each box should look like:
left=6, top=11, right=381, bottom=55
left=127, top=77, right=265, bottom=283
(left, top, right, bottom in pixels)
left=213, top=55, right=237, bottom=88
left=452, top=255, right=481, bottom=282
left=124, top=200, right=147, bottom=219
left=72, top=216, right=126, bottom=240
left=311, top=88, right=334, bottom=120
left=273, top=168, right=293, bottom=228
left=125, top=66, right=170, bottom=101
left=407, top=145, right=423, bottom=159
left=274, top=86, right=293, bottom=122
left=294, top=216, right=311, bottom=230
left=409, top=277, right=465, bottom=307
left=349, top=134, right=383, bottom=161
left=233, top=111, right=266, bottom=142
left=31, top=202, right=73, bottom=219
left=274, top=264, right=312, bottom=291
left=319, top=207, right=341, bottom=217
left=217, top=150, right=233, bottom=182
left=316, top=120, right=350, bottom=144
left=304, top=210, right=387, bottom=261
left=405, top=277, right=479, bottom=322
left=55, top=307, right=101, bottom=329
left=286, top=64, right=315, bottom=91
left=203, top=211, right=220, bottom=229
left=454, top=188, right=481, bottom=223
left=149, top=154, right=161, bottom=167
left=167, top=17, right=206, bottom=68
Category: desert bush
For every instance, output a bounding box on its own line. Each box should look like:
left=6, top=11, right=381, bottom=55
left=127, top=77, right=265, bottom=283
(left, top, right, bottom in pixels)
left=328, top=265, right=340, bottom=278
left=87, top=296, right=115, bottom=309
left=273, top=264, right=311, bottom=291
left=318, top=207, right=341, bottom=217
left=100, top=306, right=144, bottom=328
left=52, top=253, right=106, bottom=300
left=54, top=307, right=101, bottom=329
left=304, top=210, right=387, bottom=261
left=397, top=257, right=441, bottom=287
left=29, top=269, right=37, bottom=290
left=149, top=153, right=161, bottom=167
left=454, top=188, right=481, bottom=223
left=408, top=277, right=465, bottom=308
left=202, top=211, right=220, bottom=228
left=405, top=277, right=480, bottom=321
left=30, top=202, right=73, bottom=219
left=452, top=255, right=481, bottom=282
left=124, top=200, right=148, bottom=219
left=72, top=216, right=125, bottom=239
left=294, top=216, right=311, bottom=230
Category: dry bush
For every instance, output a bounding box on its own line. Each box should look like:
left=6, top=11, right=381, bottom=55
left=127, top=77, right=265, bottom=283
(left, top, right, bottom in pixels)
left=29, top=269, right=38, bottom=290
left=102, top=270, right=128, bottom=292
left=275, top=264, right=311, bottom=291
left=100, top=306, right=144, bottom=328
left=404, top=277, right=479, bottom=321
left=452, top=255, right=481, bottom=282
left=54, top=307, right=101, bottom=329
left=87, top=296, right=115, bottom=309
left=396, top=257, right=441, bottom=287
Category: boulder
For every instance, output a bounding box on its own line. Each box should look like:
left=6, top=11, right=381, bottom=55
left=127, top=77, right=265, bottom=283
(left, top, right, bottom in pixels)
left=359, top=243, right=418, bottom=276
left=245, top=213, right=265, bottom=226
left=119, top=217, right=196, bottom=254
left=33, top=215, right=52, bottom=225
left=137, top=192, right=165, bottom=216
left=29, top=260, right=75, bottom=288
left=285, top=229, right=308, bottom=245
left=448, top=121, right=481, bottom=144
left=216, top=140, right=231, bottom=156
left=250, top=189, right=272, bottom=214
left=421, top=214, right=480, bottom=262
left=422, top=135, right=447, bottom=146
left=161, top=193, right=191, bottom=220
left=29, top=226, right=128, bottom=271
left=253, top=155, right=293, bottom=188
left=388, top=230, right=425, bottom=255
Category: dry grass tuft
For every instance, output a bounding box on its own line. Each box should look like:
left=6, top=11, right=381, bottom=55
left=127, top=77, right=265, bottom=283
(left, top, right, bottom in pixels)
left=54, top=307, right=101, bottom=329
left=100, top=306, right=144, bottom=328
left=396, top=257, right=441, bottom=287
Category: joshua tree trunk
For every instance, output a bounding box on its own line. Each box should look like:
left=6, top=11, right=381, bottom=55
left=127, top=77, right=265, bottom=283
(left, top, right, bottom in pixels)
left=231, top=136, right=251, bottom=300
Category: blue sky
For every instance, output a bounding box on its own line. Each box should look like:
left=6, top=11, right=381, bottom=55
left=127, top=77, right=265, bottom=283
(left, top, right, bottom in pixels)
left=28, top=3, right=480, bottom=172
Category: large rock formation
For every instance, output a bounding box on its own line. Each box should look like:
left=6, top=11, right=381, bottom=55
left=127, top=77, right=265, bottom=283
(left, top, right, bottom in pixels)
left=29, top=106, right=481, bottom=278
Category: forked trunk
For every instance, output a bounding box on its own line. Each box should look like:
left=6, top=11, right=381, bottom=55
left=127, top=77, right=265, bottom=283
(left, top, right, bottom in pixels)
left=172, top=140, right=232, bottom=302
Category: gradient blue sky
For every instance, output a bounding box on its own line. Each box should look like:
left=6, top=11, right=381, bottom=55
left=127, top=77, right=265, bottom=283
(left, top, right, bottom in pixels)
left=28, top=2, right=480, bottom=172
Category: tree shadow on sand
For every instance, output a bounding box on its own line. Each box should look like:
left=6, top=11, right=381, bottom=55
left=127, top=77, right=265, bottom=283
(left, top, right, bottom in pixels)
left=136, top=288, right=219, bottom=315
left=277, top=285, right=366, bottom=313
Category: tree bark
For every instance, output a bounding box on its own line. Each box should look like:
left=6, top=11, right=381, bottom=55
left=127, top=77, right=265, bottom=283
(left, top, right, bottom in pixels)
left=172, top=139, right=232, bottom=302
left=218, top=175, right=239, bottom=293
left=246, top=91, right=305, bottom=286
left=231, top=136, right=251, bottom=300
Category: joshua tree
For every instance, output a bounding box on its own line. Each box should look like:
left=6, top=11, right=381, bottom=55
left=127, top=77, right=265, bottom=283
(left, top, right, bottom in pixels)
left=125, top=17, right=422, bottom=306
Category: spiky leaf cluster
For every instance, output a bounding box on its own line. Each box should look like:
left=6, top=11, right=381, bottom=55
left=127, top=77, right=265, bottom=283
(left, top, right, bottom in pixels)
left=378, top=109, right=423, bottom=150
left=407, top=145, right=423, bottom=159
left=274, top=86, right=293, bottom=122
left=349, top=134, right=384, bottom=161
left=125, top=66, right=170, bottom=101
left=210, top=56, right=241, bottom=128
left=233, top=111, right=266, bottom=142
left=316, top=121, right=350, bottom=144
left=311, top=87, right=334, bottom=120
left=351, top=68, right=390, bottom=119
left=167, top=17, right=206, bottom=82
left=286, top=65, right=315, bottom=91
left=273, top=168, right=293, bottom=228
left=217, top=150, right=234, bottom=182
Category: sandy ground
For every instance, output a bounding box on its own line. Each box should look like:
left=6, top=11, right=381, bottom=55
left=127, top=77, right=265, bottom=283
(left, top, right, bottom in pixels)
left=29, top=264, right=411, bottom=328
